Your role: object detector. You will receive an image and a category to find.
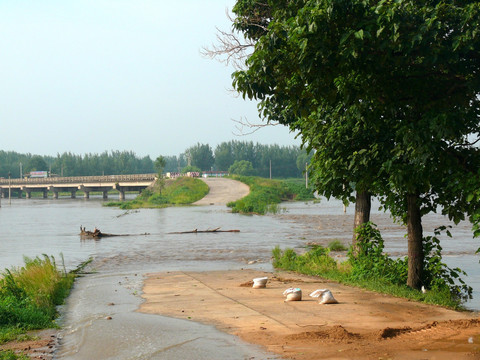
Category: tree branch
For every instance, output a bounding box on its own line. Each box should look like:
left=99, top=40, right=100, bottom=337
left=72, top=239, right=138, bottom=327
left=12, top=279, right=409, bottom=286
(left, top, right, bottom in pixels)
left=201, top=10, right=255, bottom=70
left=232, top=117, right=280, bottom=136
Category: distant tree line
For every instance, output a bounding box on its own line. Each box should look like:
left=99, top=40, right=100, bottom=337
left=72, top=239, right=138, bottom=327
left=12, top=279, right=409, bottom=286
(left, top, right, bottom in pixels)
left=0, top=150, right=154, bottom=178
left=0, top=141, right=309, bottom=179
left=163, top=141, right=311, bottom=178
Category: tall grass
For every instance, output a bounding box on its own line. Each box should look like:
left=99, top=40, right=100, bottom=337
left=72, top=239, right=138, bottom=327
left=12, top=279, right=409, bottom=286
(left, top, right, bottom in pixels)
left=0, top=255, right=75, bottom=344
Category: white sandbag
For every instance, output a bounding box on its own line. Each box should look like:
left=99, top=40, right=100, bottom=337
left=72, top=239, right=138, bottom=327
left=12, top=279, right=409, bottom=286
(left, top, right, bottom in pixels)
left=252, top=277, right=268, bottom=288
left=283, top=287, right=302, bottom=301
left=309, top=289, right=338, bottom=304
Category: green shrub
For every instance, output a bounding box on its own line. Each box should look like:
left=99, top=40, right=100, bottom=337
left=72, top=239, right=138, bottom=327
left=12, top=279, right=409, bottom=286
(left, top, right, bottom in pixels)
left=422, top=227, right=472, bottom=302
left=229, top=160, right=255, bottom=176
left=349, top=222, right=472, bottom=302
left=348, top=223, right=408, bottom=285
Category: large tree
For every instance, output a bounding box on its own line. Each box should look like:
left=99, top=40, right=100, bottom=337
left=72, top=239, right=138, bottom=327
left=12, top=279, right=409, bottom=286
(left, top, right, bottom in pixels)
left=185, top=143, right=215, bottom=171
left=26, top=155, right=48, bottom=173
left=229, top=0, right=480, bottom=289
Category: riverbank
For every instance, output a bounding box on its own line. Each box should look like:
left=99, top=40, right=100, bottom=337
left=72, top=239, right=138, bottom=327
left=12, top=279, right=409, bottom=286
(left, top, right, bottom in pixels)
left=140, top=268, right=480, bottom=359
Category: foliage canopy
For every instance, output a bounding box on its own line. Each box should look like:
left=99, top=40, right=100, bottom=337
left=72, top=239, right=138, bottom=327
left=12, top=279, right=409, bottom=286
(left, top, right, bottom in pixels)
left=230, top=0, right=480, bottom=288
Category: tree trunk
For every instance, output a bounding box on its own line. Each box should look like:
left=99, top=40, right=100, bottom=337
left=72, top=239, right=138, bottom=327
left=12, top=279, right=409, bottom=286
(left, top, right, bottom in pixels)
left=407, top=193, right=424, bottom=289
left=352, top=190, right=371, bottom=253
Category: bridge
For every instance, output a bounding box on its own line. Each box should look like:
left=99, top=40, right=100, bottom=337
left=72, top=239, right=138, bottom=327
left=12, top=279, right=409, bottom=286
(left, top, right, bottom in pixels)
left=0, top=174, right=157, bottom=200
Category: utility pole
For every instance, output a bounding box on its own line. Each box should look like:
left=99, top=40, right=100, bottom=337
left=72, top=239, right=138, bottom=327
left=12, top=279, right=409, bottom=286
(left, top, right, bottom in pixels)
left=8, top=172, right=11, bottom=205
left=19, top=162, right=22, bottom=179
left=269, top=160, right=272, bottom=179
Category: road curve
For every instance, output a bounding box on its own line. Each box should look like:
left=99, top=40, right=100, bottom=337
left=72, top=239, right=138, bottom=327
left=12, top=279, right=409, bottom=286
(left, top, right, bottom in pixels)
left=194, top=178, right=250, bottom=206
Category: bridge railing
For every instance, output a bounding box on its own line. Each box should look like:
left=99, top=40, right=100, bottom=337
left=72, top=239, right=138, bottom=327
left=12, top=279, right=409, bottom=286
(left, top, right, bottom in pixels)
left=0, top=173, right=157, bottom=185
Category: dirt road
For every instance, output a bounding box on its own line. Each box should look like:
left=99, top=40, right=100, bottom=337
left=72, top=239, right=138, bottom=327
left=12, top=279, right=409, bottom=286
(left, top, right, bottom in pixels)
left=194, top=177, right=250, bottom=206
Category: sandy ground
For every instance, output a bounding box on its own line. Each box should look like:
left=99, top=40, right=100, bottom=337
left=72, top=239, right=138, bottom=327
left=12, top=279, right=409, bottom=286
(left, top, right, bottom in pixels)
left=140, top=269, right=480, bottom=360
left=193, top=177, right=250, bottom=206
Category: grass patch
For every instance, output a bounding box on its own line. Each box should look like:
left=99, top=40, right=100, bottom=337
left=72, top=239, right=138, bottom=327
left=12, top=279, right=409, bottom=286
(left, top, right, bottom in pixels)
left=0, top=350, right=29, bottom=360
left=227, top=176, right=317, bottom=214
left=0, top=255, right=76, bottom=345
left=227, top=176, right=294, bottom=214
left=281, top=179, right=316, bottom=201
left=105, top=177, right=209, bottom=209
left=327, top=240, right=348, bottom=252
left=272, top=223, right=471, bottom=310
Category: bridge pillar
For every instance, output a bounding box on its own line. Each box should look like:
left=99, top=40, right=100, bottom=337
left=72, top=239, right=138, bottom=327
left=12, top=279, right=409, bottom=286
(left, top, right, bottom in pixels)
left=52, top=191, right=58, bottom=199
left=25, top=190, right=32, bottom=199
left=17, top=190, right=22, bottom=199
left=43, top=190, right=48, bottom=199
left=70, top=190, right=76, bottom=199
left=102, top=190, right=108, bottom=199
left=84, top=191, right=90, bottom=199
left=118, top=189, right=125, bottom=201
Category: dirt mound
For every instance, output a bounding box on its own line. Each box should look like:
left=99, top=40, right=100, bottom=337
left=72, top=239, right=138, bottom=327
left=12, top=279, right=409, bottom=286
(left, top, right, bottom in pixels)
left=285, top=325, right=360, bottom=343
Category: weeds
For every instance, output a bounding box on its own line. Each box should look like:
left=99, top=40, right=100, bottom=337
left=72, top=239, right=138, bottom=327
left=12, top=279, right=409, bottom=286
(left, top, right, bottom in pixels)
left=327, top=240, right=348, bottom=252
left=272, top=222, right=471, bottom=309
left=0, top=255, right=75, bottom=344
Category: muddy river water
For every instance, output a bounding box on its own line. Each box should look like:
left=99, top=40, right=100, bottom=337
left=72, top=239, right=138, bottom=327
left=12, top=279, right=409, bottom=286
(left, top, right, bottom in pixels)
left=0, top=196, right=479, bottom=358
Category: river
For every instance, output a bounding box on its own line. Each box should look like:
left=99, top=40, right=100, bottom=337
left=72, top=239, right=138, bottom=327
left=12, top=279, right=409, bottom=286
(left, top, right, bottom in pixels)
left=0, top=196, right=479, bottom=358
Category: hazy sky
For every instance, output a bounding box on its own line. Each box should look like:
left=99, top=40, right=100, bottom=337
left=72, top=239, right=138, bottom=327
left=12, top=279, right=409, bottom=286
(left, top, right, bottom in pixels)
left=0, top=0, right=298, bottom=158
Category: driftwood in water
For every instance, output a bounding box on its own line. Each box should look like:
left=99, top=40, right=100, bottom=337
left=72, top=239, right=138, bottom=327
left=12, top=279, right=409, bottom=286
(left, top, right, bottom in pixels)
left=168, top=227, right=240, bottom=234
left=79, top=226, right=149, bottom=238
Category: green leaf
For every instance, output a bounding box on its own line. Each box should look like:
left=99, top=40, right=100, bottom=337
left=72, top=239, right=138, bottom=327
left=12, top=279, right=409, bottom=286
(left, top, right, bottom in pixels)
left=354, top=29, right=364, bottom=40
left=377, top=26, right=385, bottom=37
left=340, top=31, right=353, bottom=45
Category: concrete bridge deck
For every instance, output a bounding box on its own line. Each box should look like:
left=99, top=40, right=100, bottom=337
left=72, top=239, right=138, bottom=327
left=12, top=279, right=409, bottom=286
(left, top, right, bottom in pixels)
left=0, top=174, right=157, bottom=200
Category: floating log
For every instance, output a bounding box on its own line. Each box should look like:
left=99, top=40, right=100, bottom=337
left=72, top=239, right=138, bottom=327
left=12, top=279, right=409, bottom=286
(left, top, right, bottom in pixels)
left=80, top=226, right=149, bottom=238
left=168, top=227, right=240, bottom=234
